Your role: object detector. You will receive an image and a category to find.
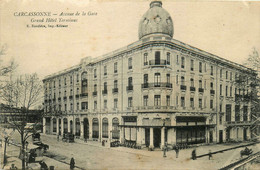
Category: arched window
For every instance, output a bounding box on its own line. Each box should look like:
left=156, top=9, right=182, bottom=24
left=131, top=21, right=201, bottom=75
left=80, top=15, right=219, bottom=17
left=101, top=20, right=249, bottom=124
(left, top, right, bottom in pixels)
left=75, top=118, right=80, bottom=136
left=92, top=118, right=99, bottom=138
left=112, top=118, right=120, bottom=139
left=63, top=118, right=68, bottom=133
left=102, top=118, right=108, bottom=138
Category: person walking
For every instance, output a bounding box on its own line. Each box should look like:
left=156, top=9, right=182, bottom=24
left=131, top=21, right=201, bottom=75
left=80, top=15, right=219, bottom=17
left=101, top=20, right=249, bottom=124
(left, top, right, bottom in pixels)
left=175, top=145, right=179, bottom=158
left=208, top=150, right=212, bottom=160
left=70, top=157, right=75, bottom=170
left=192, top=149, right=196, bottom=160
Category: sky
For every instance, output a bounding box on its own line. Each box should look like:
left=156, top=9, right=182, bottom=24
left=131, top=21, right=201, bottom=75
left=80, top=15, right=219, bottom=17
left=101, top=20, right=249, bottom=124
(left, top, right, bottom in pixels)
left=1, top=0, right=260, bottom=80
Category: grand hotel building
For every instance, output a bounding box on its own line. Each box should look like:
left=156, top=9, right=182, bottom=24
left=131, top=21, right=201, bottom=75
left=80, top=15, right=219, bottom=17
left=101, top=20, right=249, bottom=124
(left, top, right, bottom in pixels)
left=43, top=1, right=257, bottom=149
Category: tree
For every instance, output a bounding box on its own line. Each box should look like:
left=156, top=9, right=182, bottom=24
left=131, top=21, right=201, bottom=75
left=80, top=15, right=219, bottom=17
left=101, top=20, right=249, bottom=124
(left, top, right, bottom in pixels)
left=242, top=48, right=260, bottom=139
left=0, top=73, right=43, bottom=170
left=0, top=45, right=16, bottom=79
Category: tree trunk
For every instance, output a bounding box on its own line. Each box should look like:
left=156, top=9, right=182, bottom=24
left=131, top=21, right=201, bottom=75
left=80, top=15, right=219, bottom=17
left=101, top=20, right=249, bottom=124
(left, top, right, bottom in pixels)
left=21, top=132, right=25, bottom=170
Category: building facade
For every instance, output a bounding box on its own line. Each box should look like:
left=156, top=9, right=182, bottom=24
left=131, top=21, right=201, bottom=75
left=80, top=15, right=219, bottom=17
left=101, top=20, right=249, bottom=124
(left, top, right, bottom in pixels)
left=43, top=1, right=257, bottom=149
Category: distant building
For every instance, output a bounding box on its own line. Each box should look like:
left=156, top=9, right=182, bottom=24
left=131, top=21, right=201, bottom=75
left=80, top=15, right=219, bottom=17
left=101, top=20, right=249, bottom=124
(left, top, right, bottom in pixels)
left=43, top=1, right=257, bottom=149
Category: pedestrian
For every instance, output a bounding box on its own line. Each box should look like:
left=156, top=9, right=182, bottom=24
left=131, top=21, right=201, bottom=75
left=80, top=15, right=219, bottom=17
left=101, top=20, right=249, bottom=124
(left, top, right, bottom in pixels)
left=57, top=135, right=59, bottom=141
left=39, top=161, right=48, bottom=170
left=84, top=137, right=87, bottom=143
left=208, top=150, right=212, bottom=160
left=70, top=157, right=75, bottom=170
left=192, top=149, right=196, bottom=160
left=175, top=145, right=179, bottom=158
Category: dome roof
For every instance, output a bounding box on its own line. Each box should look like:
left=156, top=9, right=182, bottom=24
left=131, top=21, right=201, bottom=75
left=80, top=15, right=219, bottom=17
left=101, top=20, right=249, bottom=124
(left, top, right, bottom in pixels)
left=138, top=1, right=174, bottom=40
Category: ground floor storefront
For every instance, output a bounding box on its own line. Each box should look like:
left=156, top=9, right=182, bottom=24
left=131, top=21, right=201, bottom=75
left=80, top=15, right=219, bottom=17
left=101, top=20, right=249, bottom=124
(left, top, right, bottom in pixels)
left=43, top=112, right=222, bottom=149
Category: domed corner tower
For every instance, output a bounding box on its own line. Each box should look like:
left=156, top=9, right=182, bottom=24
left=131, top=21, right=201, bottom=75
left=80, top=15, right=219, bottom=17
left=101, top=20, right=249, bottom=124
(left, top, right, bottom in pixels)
left=138, top=1, right=174, bottom=40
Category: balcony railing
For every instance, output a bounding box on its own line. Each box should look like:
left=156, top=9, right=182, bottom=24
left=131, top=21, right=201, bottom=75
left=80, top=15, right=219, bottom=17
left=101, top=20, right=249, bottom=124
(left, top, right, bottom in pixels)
left=102, top=89, right=108, bottom=95
left=226, top=121, right=251, bottom=126
left=80, top=93, right=88, bottom=97
left=198, top=88, right=204, bottom=93
left=149, top=60, right=167, bottom=66
left=142, top=83, right=172, bottom=89
left=126, top=86, right=133, bottom=91
left=112, top=88, right=118, bottom=93
left=210, top=90, right=215, bottom=95
left=93, top=91, right=97, bottom=96
left=180, top=85, right=186, bottom=91
left=190, top=86, right=196, bottom=92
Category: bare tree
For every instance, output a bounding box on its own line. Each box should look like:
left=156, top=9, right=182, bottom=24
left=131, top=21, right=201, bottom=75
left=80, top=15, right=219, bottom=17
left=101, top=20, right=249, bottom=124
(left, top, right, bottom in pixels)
left=0, top=73, right=43, bottom=170
left=0, top=45, right=16, bottom=79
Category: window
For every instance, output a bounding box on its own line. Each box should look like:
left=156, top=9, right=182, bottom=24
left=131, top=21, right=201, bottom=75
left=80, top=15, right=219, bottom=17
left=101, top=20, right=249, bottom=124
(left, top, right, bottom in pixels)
left=190, top=59, right=194, bottom=71
left=104, top=100, right=107, bottom=109
left=70, top=76, right=73, bottom=84
left=114, top=80, right=118, bottom=89
left=70, top=103, right=73, bottom=111
left=144, top=74, right=148, bottom=86
left=226, top=71, right=228, bottom=79
left=77, top=74, right=79, bottom=82
left=64, top=78, right=67, bottom=86
left=53, top=81, right=56, bottom=88
left=70, top=89, right=73, bottom=96
left=128, top=77, right=133, bottom=88
left=199, top=98, right=202, bottom=108
left=167, top=52, right=170, bottom=65
left=226, top=104, right=232, bottom=122
left=219, top=104, right=222, bottom=112
left=154, top=73, right=161, bottom=86
left=92, top=118, right=99, bottom=138
left=128, top=57, right=132, bottom=69
left=114, top=98, right=118, bottom=109
left=181, top=97, right=185, bottom=107
left=166, top=95, right=170, bottom=106
left=94, top=69, right=97, bottom=78
left=199, top=62, right=202, bottom=73
left=220, top=69, right=222, bottom=78
left=210, top=82, right=213, bottom=90
left=104, top=82, right=107, bottom=91
left=176, top=75, right=178, bottom=84
left=190, top=78, right=194, bottom=87
left=77, top=103, right=79, bottom=110
left=102, top=118, right=108, bottom=138
left=176, top=55, right=179, bottom=64
left=104, top=66, right=107, bottom=76
left=154, top=95, right=161, bottom=106
left=128, top=97, right=133, bottom=107
left=210, top=66, right=213, bottom=76
left=77, top=88, right=79, bottom=94
left=190, top=98, right=194, bottom=108
left=112, top=118, right=119, bottom=139
left=230, top=86, right=232, bottom=97
left=143, top=95, right=148, bottom=106
left=64, top=104, right=67, bottom=111
left=181, top=76, right=185, bottom=85
left=144, top=53, right=148, bottom=65
left=235, top=105, right=240, bottom=121
left=155, top=51, right=160, bottom=65
left=94, top=101, right=97, bottom=110
left=59, top=79, right=61, bottom=87
left=220, top=85, right=222, bottom=96
left=205, top=63, right=207, bottom=72
left=81, top=102, right=88, bottom=110
left=226, top=86, right=228, bottom=96
left=230, top=72, right=232, bottom=81
left=113, top=62, right=117, bottom=73
left=181, top=57, right=185, bottom=68
left=210, top=100, right=213, bottom=109
left=94, top=84, right=97, bottom=92
left=64, top=90, right=67, bottom=96
left=219, top=115, right=222, bottom=125
left=167, top=74, right=170, bottom=84
left=199, top=80, right=202, bottom=88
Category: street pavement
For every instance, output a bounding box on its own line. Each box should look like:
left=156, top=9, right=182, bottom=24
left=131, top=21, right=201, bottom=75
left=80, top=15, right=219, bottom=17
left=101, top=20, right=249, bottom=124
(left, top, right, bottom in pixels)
left=1, top=129, right=260, bottom=170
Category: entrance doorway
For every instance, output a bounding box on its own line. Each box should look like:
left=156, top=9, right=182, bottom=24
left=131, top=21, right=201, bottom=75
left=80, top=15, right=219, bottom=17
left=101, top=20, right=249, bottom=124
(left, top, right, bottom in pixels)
left=243, top=128, right=247, bottom=141
left=219, top=130, right=223, bottom=143
left=153, top=128, right=161, bottom=148
left=84, top=118, right=89, bottom=139
left=209, top=131, right=213, bottom=143
left=70, top=120, right=73, bottom=134
left=145, top=128, right=150, bottom=147
left=58, top=119, right=61, bottom=135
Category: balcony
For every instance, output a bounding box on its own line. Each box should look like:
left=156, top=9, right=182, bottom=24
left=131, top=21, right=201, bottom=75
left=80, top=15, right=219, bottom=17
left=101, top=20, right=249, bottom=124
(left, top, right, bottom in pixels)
left=126, top=85, right=133, bottom=91
left=102, top=89, right=108, bottom=95
left=198, top=88, right=204, bottom=93
left=149, top=60, right=167, bottom=66
left=226, top=121, right=251, bottom=127
left=135, top=106, right=175, bottom=112
left=69, top=95, right=73, bottom=100
left=112, top=88, right=118, bottom=93
left=180, top=85, right=186, bottom=91
left=93, top=91, right=97, bottom=96
left=142, top=83, right=172, bottom=89
left=80, top=93, right=88, bottom=97
left=210, top=89, right=215, bottom=95
left=63, top=96, right=67, bottom=100
left=190, top=86, right=196, bottom=92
